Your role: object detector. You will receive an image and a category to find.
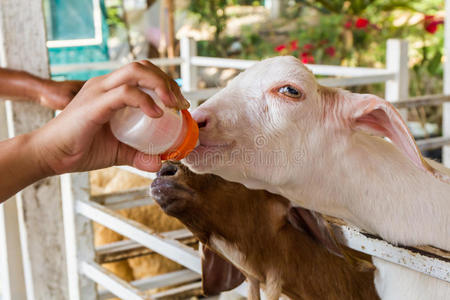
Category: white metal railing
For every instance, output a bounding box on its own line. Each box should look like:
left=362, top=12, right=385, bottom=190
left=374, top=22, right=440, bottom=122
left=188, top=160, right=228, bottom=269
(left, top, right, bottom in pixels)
left=60, top=37, right=450, bottom=300
left=50, top=37, right=405, bottom=107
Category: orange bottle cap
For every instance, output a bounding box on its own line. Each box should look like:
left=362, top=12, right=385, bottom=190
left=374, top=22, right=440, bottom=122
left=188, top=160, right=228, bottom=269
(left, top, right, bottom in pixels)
left=161, top=110, right=199, bottom=160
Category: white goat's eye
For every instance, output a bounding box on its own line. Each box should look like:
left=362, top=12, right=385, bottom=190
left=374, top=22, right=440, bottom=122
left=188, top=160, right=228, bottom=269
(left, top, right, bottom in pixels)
left=278, top=85, right=302, bottom=98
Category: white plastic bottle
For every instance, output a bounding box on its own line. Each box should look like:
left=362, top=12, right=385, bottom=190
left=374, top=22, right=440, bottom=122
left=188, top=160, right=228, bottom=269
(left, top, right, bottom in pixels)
left=110, top=89, right=199, bottom=160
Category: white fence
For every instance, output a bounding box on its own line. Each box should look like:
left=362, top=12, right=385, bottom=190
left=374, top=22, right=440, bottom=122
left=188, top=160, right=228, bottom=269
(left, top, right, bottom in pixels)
left=55, top=37, right=450, bottom=300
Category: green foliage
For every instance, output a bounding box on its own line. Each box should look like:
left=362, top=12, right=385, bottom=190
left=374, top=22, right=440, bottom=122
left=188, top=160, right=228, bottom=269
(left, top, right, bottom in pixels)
left=189, top=0, right=228, bottom=53
left=187, top=0, right=445, bottom=99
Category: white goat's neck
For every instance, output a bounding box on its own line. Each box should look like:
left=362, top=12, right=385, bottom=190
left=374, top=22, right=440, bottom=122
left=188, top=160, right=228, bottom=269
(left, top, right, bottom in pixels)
left=281, top=132, right=450, bottom=250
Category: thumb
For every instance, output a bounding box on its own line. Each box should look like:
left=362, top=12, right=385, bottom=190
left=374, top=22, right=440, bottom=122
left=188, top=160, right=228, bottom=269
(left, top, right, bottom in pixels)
left=116, top=143, right=162, bottom=172
left=132, top=151, right=162, bottom=172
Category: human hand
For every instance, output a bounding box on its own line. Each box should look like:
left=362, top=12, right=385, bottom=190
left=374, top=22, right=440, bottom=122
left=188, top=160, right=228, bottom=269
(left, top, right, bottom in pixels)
left=37, top=79, right=85, bottom=110
left=31, top=60, right=189, bottom=176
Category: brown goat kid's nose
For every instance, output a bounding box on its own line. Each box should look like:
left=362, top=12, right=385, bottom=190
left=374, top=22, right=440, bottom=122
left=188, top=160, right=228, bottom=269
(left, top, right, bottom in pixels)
left=157, top=162, right=178, bottom=177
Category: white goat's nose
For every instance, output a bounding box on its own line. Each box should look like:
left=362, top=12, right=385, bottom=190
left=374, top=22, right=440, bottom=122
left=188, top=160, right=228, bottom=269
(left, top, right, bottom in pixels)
left=192, top=110, right=212, bottom=129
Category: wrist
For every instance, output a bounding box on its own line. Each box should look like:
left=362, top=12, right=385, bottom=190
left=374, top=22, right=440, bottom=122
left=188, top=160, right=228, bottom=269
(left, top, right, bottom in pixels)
left=26, top=130, right=56, bottom=178
left=24, top=73, right=48, bottom=103
left=0, top=132, right=54, bottom=200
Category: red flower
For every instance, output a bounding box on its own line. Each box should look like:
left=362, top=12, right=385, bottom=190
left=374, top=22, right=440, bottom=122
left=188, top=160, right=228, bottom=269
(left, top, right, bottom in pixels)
left=355, top=18, right=369, bottom=29
left=325, top=46, right=336, bottom=57
left=344, top=20, right=352, bottom=29
left=300, top=52, right=314, bottom=64
left=290, top=40, right=299, bottom=51
left=303, top=43, right=314, bottom=51
left=426, top=21, right=444, bottom=34
left=424, top=15, right=444, bottom=34
left=275, top=44, right=286, bottom=52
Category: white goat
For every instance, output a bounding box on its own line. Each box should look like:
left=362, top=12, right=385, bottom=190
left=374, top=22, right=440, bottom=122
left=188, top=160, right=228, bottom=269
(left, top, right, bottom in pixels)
left=184, top=56, right=450, bottom=299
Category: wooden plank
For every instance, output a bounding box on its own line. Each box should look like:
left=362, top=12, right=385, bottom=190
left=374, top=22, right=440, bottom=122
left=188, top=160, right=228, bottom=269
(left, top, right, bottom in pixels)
left=328, top=218, right=450, bottom=283
left=152, top=282, right=202, bottom=299
left=77, top=200, right=202, bottom=273
left=91, top=186, right=154, bottom=210
left=417, top=136, right=450, bottom=151
left=317, top=74, right=395, bottom=87
left=81, top=261, right=147, bottom=300
left=98, top=269, right=200, bottom=300
left=394, top=94, right=450, bottom=108
left=95, top=229, right=194, bottom=263
left=0, top=1, right=69, bottom=299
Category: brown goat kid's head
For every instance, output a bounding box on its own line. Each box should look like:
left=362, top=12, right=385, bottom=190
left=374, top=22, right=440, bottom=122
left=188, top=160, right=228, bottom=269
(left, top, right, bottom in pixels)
left=151, top=161, right=292, bottom=244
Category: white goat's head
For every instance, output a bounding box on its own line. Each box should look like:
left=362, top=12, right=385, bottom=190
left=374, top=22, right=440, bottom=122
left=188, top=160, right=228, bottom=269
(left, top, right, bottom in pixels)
left=185, top=56, right=431, bottom=191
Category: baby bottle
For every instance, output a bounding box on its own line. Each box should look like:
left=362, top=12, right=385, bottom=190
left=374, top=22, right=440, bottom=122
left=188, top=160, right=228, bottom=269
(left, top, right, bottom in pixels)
left=110, top=88, right=199, bottom=160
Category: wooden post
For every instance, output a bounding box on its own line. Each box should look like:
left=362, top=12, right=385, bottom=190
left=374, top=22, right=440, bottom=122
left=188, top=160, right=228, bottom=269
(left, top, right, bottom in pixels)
left=180, top=37, right=197, bottom=92
left=165, top=0, right=176, bottom=75
left=265, top=0, right=282, bottom=19
left=443, top=0, right=450, bottom=166
left=159, top=0, right=167, bottom=57
left=166, top=0, right=175, bottom=59
left=0, top=103, right=27, bottom=300
left=0, top=1, right=69, bottom=299
left=61, top=173, right=97, bottom=300
left=385, top=39, right=409, bottom=118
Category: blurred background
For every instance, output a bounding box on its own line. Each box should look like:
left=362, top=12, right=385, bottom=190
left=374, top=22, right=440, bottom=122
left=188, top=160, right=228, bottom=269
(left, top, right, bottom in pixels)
left=45, top=0, right=444, bottom=93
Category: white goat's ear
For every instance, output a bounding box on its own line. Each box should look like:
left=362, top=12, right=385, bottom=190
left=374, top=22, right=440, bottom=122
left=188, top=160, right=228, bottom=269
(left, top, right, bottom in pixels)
left=349, top=93, right=432, bottom=174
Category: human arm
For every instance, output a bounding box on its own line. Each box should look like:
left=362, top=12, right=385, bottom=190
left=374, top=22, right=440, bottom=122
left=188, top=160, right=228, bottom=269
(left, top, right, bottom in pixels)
left=0, top=68, right=84, bottom=110
left=0, top=61, right=189, bottom=201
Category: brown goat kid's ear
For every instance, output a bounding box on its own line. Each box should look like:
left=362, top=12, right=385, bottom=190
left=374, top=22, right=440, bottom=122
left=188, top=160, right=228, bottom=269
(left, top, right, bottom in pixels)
left=288, top=207, right=343, bottom=257
left=201, top=244, right=245, bottom=295
left=349, top=93, right=433, bottom=174
left=288, top=207, right=375, bottom=271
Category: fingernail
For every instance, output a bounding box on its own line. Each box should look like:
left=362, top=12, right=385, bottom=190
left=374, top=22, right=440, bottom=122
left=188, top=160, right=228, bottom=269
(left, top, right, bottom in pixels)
left=168, top=86, right=190, bottom=109
left=179, top=96, right=190, bottom=109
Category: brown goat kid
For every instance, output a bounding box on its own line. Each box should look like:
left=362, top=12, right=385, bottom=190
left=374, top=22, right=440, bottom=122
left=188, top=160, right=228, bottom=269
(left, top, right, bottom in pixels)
left=151, top=162, right=378, bottom=300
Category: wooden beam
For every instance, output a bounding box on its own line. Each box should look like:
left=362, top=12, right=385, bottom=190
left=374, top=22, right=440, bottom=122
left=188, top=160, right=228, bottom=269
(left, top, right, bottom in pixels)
left=0, top=95, right=27, bottom=299
left=95, top=229, right=195, bottom=263
left=394, top=94, right=450, bottom=108
left=328, top=217, right=450, bottom=283
left=0, top=1, right=69, bottom=299
left=98, top=269, right=201, bottom=300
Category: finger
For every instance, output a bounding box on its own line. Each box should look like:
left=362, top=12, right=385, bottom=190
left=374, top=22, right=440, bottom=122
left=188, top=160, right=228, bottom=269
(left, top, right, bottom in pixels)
left=137, top=60, right=189, bottom=109
left=89, top=84, right=164, bottom=125
left=114, top=143, right=161, bottom=172
left=168, top=79, right=190, bottom=110
left=101, top=62, right=177, bottom=108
